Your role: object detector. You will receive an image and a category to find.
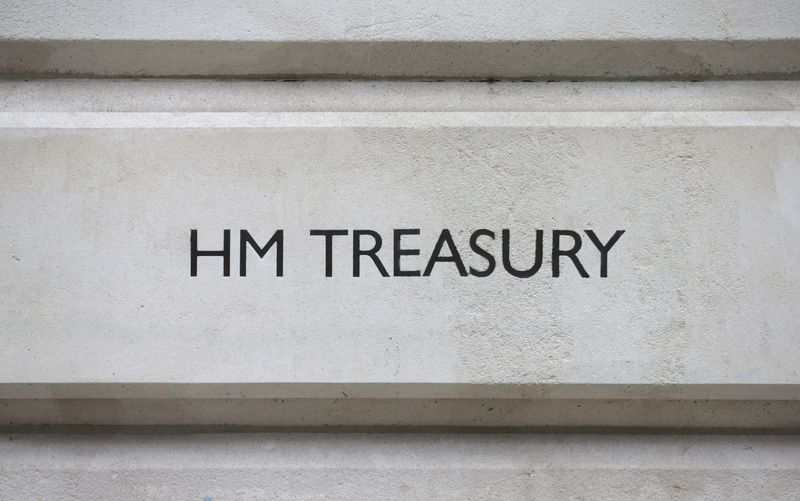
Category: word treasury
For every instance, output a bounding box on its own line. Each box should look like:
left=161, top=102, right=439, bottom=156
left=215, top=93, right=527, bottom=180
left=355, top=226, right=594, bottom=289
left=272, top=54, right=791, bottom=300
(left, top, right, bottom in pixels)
left=190, top=228, right=626, bottom=278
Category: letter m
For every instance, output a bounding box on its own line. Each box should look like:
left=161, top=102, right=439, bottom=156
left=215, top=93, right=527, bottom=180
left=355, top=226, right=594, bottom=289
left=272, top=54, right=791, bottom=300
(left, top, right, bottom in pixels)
left=239, top=230, right=284, bottom=276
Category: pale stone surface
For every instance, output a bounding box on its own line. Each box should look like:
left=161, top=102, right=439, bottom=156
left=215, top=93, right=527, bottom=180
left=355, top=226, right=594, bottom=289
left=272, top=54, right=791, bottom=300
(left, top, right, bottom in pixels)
left=1, top=433, right=799, bottom=500
left=1, top=1, right=799, bottom=77
left=5, top=0, right=799, bottom=41
left=3, top=81, right=800, bottom=113
left=2, top=4, right=799, bottom=497
left=1, top=81, right=799, bottom=394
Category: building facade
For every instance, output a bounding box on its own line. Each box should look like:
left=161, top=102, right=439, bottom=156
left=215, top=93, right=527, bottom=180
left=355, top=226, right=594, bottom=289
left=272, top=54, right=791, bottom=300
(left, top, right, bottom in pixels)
left=1, top=1, right=799, bottom=499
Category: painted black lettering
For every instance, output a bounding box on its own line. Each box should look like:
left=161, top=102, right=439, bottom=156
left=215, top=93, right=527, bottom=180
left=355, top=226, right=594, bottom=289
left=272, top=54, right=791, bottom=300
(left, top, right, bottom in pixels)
left=353, top=230, right=389, bottom=277
left=190, top=229, right=230, bottom=277
left=394, top=229, right=421, bottom=277
left=239, top=229, right=283, bottom=277
left=502, top=229, right=543, bottom=278
left=310, top=229, right=348, bottom=277
left=469, top=229, right=496, bottom=277
left=552, top=230, right=589, bottom=278
left=584, top=230, right=625, bottom=278
left=423, top=229, right=468, bottom=276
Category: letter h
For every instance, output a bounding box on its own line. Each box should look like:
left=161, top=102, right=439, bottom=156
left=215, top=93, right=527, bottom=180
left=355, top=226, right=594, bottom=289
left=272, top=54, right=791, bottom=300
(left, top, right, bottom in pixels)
left=190, top=229, right=230, bottom=276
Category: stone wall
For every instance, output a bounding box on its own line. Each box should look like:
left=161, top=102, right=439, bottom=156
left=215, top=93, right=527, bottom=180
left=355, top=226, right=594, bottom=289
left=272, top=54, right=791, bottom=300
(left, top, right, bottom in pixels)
left=1, top=2, right=799, bottom=499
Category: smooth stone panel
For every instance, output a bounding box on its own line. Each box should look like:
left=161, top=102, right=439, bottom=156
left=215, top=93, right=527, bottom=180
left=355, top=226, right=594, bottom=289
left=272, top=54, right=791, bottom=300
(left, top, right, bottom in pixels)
left=1, top=433, right=799, bottom=500
left=5, top=0, right=799, bottom=41
left=1, top=96, right=799, bottom=389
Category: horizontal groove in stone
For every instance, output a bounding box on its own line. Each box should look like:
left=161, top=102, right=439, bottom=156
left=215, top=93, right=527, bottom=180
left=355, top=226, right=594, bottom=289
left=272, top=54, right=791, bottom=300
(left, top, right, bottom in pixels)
left=2, top=398, right=799, bottom=429
left=2, top=40, right=800, bottom=79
